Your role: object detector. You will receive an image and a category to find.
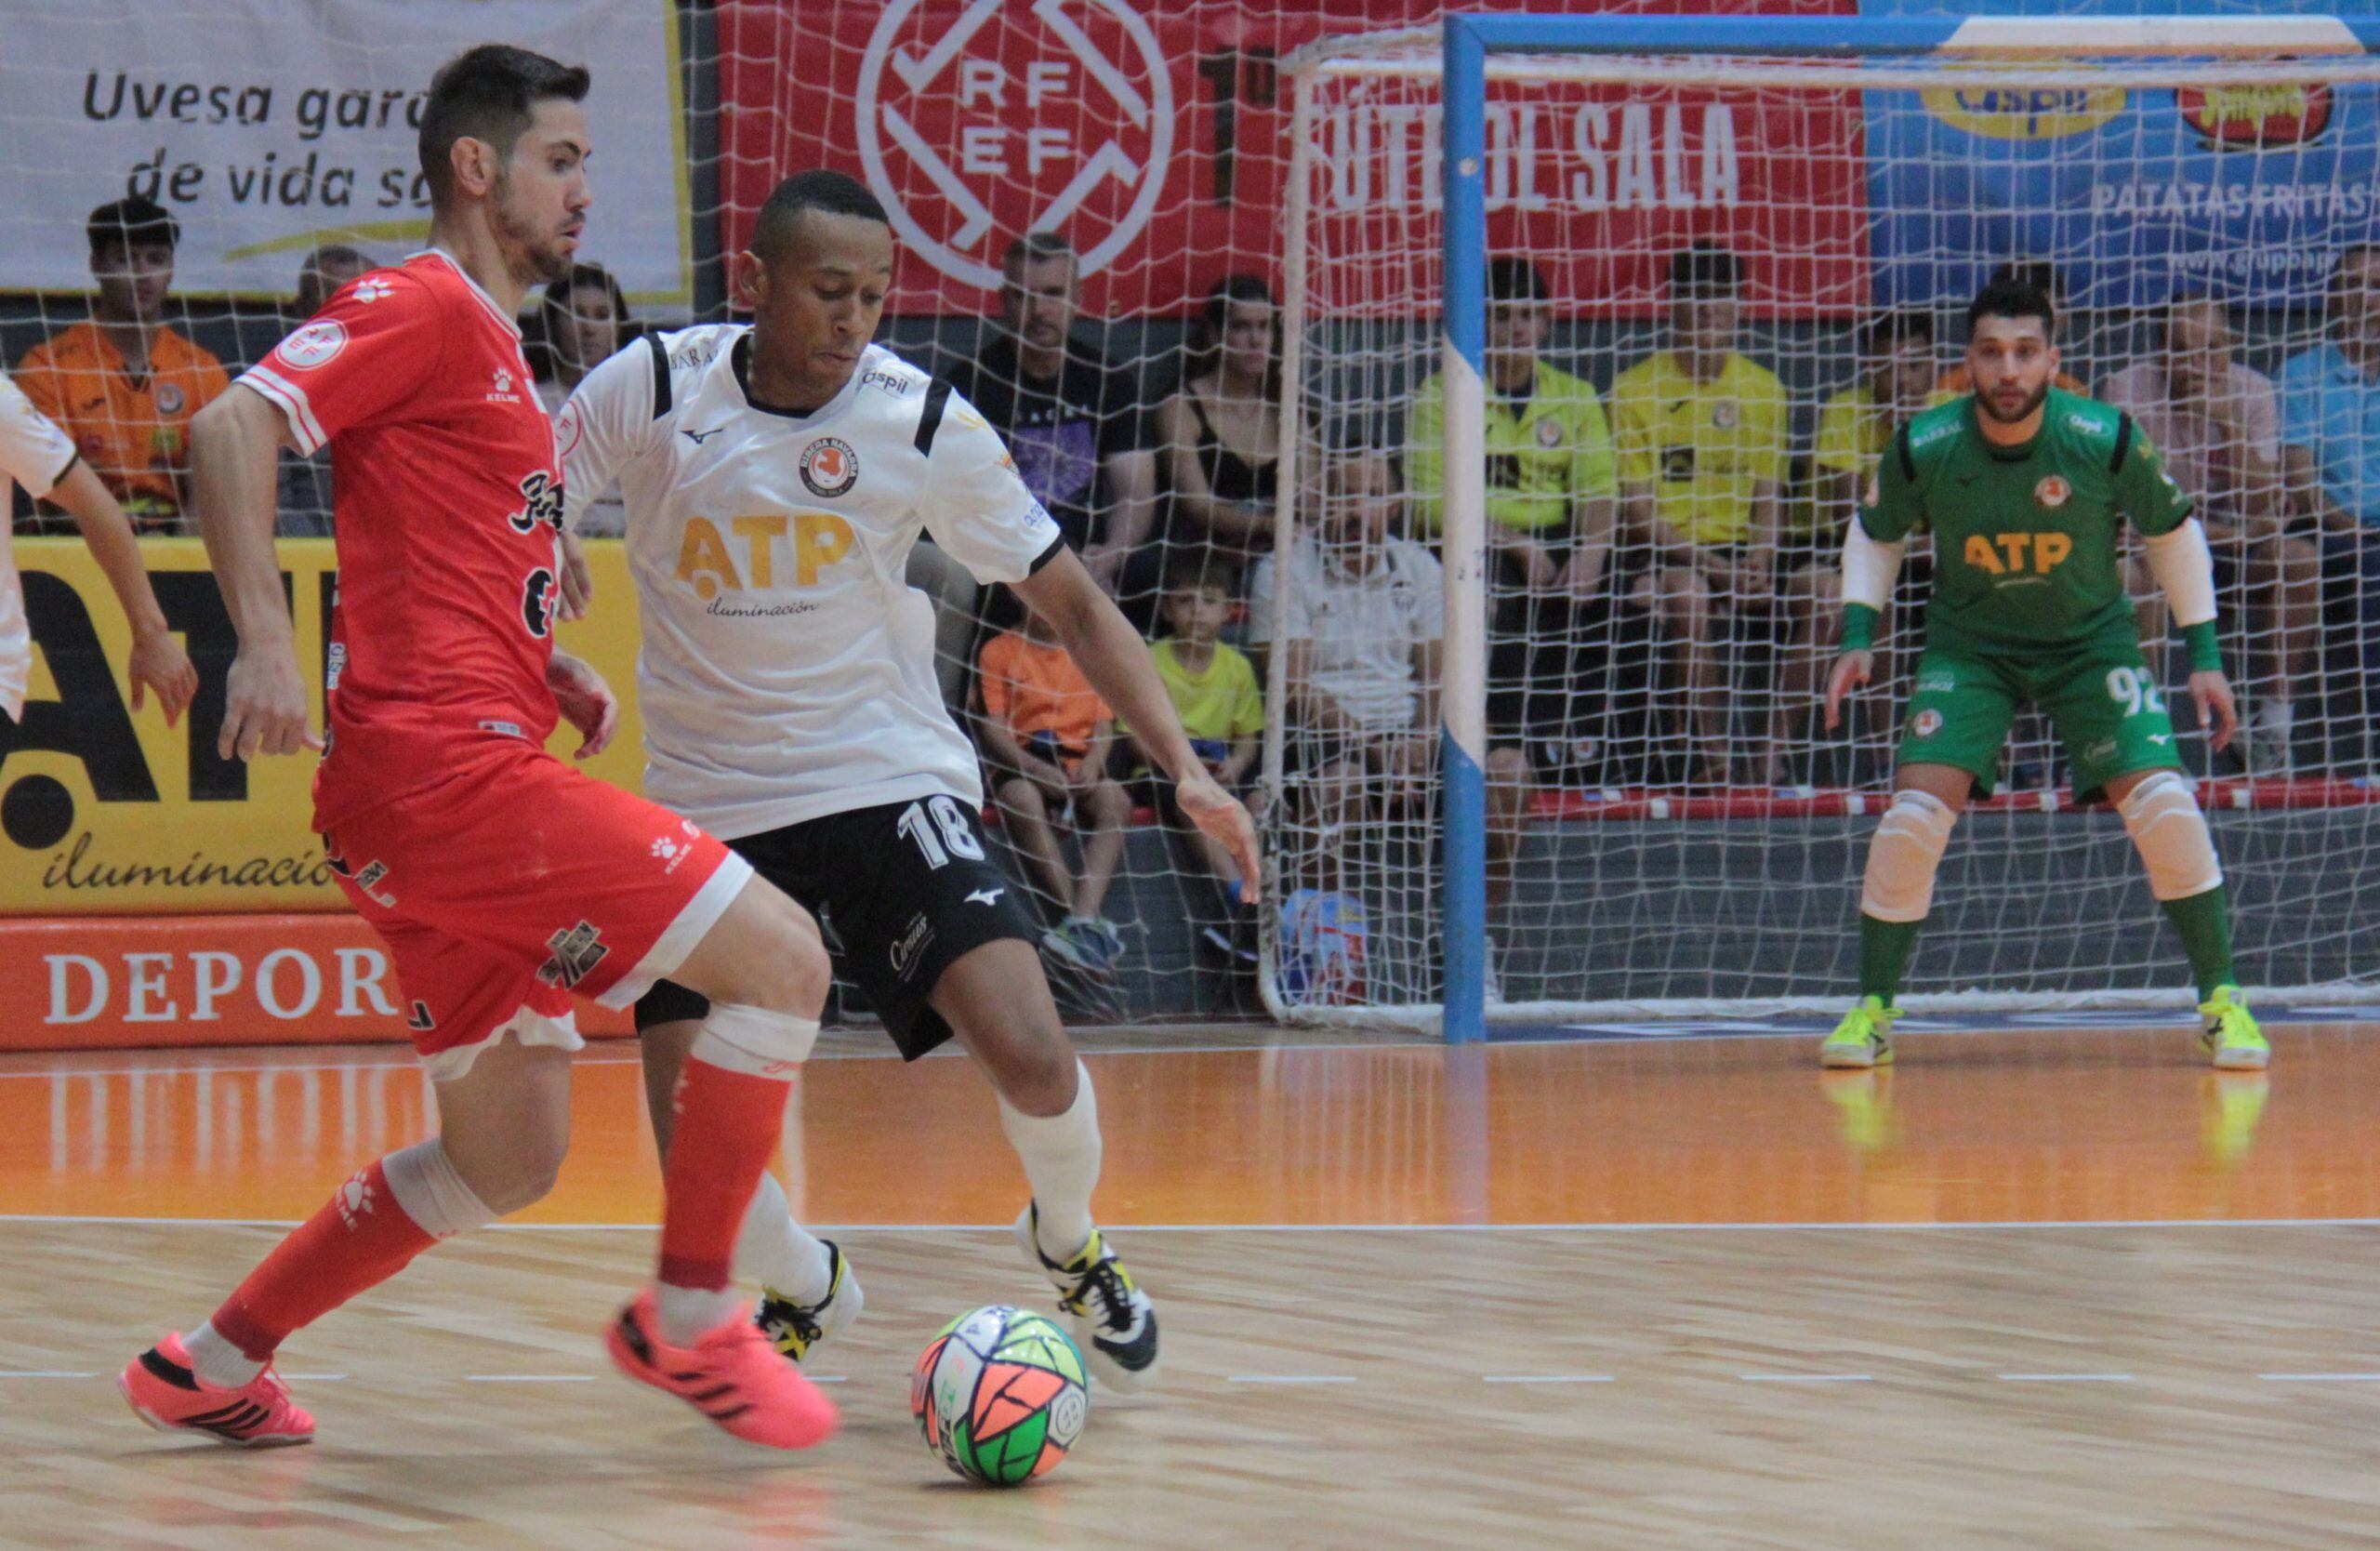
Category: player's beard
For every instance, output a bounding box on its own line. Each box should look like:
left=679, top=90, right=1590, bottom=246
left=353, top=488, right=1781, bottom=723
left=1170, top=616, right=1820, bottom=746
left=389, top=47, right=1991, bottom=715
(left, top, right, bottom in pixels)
left=493, top=175, right=575, bottom=286
left=1977, top=378, right=2048, bottom=425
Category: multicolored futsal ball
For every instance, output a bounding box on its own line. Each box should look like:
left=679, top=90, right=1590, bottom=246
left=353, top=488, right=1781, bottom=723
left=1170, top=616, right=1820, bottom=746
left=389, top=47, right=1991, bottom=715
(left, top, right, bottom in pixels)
left=911, top=1305, right=1090, bottom=1485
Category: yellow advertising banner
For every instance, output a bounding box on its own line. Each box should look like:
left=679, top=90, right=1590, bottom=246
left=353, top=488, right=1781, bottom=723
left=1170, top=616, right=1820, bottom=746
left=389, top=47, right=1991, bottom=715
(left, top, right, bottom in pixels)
left=0, top=537, right=646, bottom=914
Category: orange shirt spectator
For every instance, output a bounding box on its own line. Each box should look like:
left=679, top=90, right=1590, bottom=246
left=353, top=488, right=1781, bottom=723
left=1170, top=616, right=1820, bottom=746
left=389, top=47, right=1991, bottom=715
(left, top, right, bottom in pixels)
left=16, top=196, right=229, bottom=530
left=978, top=626, right=1110, bottom=765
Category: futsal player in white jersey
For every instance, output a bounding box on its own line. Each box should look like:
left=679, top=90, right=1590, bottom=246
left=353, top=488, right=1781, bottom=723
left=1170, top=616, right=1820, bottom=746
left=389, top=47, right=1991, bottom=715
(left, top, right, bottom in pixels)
left=559, top=171, right=1261, bottom=1391
left=0, top=370, right=193, bottom=730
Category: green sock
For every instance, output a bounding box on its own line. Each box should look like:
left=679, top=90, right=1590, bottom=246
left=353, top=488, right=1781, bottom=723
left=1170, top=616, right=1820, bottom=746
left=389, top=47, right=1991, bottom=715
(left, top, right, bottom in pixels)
left=1858, top=913, right=1923, bottom=1007
left=2160, top=884, right=2237, bottom=1002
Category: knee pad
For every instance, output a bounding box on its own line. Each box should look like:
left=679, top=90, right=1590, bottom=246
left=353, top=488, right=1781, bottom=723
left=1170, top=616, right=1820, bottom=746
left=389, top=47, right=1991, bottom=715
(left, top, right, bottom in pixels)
left=690, top=1002, right=820, bottom=1079
left=2117, top=770, right=2223, bottom=901
left=381, top=1136, right=499, bottom=1239
left=1860, top=789, right=1958, bottom=923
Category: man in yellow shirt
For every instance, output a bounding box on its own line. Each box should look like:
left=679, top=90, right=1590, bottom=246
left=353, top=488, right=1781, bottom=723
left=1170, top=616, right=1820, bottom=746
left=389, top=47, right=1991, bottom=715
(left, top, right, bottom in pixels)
left=1769, top=310, right=1939, bottom=780
left=15, top=197, right=229, bottom=532
left=1609, top=244, right=1789, bottom=785
left=1407, top=256, right=1620, bottom=780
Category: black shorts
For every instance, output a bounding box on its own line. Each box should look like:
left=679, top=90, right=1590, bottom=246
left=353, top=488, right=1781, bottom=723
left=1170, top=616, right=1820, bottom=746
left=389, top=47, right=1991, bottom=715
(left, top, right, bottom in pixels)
left=633, top=795, right=1040, bottom=1060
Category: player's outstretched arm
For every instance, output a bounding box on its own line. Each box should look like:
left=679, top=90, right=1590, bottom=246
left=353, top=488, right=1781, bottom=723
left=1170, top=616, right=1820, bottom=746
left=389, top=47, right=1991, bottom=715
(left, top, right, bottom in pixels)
left=50, top=459, right=196, bottom=726
left=1012, top=546, right=1263, bottom=901
left=192, top=384, right=317, bottom=761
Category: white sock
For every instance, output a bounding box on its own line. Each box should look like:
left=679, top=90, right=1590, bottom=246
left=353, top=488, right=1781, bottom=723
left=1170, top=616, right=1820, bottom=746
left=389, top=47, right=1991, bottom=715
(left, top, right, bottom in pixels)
left=654, top=1284, right=743, bottom=1346
left=381, top=1137, right=497, bottom=1240
left=735, top=1170, right=835, bottom=1304
left=183, top=1320, right=263, bottom=1388
left=999, top=1060, right=1102, bottom=1260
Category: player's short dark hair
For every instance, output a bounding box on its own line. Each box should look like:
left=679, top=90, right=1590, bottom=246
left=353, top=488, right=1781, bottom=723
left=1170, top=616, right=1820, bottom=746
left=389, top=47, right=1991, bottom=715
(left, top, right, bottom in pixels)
left=417, top=45, right=590, bottom=209
left=1864, top=308, right=1932, bottom=353
left=1967, top=276, right=2056, bottom=338
left=751, top=169, right=891, bottom=261
left=86, top=196, right=178, bottom=257
left=1159, top=550, right=1239, bottom=602
left=1488, top=256, right=1549, bottom=305
left=1002, top=230, right=1078, bottom=279
left=1989, top=258, right=2063, bottom=305
left=1667, top=242, right=1742, bottom=298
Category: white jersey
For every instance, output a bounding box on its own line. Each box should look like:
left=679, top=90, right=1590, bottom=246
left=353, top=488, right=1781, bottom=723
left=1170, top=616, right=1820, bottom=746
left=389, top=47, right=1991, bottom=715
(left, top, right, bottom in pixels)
left=1250, top=535, right=1445, bottom=735
left=560, top=327, right=1064, bottom=838
left=0, top=372, right=81, bottom=721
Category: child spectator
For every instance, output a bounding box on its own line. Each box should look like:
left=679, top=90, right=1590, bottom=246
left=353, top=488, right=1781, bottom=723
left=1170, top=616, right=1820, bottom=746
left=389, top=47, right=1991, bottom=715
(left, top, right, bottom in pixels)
left=1123, top=554, right=1264, bottom=962
left=977, top=602, right=1132, bottom=973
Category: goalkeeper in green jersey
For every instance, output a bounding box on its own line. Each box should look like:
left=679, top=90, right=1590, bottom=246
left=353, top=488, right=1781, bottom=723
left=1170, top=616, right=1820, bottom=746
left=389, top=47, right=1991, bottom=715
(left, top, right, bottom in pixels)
left=1818, top=276, right=2268, bottom=1071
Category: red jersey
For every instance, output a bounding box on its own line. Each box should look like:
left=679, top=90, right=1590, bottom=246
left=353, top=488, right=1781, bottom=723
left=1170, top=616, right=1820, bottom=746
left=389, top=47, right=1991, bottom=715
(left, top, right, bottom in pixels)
left=241, top=250, right=564, bottom=826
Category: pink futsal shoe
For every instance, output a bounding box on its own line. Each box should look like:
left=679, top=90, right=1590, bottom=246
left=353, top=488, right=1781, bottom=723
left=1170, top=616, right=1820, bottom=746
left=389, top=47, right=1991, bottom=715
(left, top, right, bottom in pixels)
left=606, top=1290, right=840, bottom=1450
left=118, top=1333, right=315, bottom=1448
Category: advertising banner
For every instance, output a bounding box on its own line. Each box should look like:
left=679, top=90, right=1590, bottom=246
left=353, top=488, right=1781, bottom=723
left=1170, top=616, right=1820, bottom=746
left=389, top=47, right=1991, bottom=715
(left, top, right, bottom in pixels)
left=0, top=0, right=691, bottom=305
left=0, top=537, right=648, bottom=915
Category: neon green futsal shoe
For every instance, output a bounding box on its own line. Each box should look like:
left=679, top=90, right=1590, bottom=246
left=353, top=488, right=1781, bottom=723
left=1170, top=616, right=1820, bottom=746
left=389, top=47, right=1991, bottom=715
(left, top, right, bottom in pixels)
left=1818, top=996, right=1897, bottom=1069
left=2200, top=986, right=2268, bottom=1072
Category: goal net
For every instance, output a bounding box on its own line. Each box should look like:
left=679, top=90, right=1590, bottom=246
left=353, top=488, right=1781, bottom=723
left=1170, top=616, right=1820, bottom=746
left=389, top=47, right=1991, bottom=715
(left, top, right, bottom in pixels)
left=1273, top=16, right=2380, bottom=1027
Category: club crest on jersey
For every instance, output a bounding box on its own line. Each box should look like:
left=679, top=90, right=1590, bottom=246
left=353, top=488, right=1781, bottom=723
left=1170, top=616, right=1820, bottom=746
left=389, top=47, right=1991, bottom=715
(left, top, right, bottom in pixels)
left=277, top=318, right=348, bottom=370
left=1911, top=709, right=1944, bottom=739
left=800, top=437, right=859, bottom=497
left=507, top=470, right=564, bottom=534
left=155, top=382, right=186, bottom=416
left=2034, top=474, right=2072, bottom=510
left=1536, top=418, right=1565, bottom=448
left=1712, top=400, right=1739, bottom=430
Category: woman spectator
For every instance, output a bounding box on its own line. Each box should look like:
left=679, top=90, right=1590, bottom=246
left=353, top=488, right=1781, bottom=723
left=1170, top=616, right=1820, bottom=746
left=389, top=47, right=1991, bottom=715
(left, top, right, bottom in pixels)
left=1143, top=278, right=1289, bottom=616
left=534, top=262, right=633, bottom=537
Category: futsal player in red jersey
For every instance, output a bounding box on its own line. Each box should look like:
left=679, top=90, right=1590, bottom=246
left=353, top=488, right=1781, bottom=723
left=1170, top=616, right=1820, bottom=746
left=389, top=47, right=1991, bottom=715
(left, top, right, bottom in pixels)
left=117, top=45, right=837, bottom=1452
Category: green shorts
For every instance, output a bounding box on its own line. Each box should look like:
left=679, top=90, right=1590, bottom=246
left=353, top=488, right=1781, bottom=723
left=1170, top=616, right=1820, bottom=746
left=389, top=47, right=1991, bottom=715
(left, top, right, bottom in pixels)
left=1896, top=645, right=2180, bottom=801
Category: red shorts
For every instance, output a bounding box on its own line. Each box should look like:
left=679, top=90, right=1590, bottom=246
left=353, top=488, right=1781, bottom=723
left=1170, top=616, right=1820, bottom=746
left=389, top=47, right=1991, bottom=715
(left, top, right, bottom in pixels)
left=320, top=739, right=752, bottom=1078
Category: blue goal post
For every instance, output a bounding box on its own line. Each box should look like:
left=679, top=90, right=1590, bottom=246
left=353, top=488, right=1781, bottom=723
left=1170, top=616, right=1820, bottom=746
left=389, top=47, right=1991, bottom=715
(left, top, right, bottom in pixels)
left=1433, top=12, right=2380, bottom=1041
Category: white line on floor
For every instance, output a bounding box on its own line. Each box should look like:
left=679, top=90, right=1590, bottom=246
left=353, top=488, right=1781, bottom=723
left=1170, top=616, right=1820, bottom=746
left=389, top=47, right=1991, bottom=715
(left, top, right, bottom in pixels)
left=1741, top=1373, right=1873, bottom=1383
left=1227, top=1375, right=1356, bottom=1385
left=462, top=1374, right=596, bottom=1383
left=9, top=1214, right=2380, bottom=1234
left=2258, top=1372, right=2380, bottom=1382
left=280, top=1373, right=348, bottom=1382
left=1997, top=1374, right=2134, bottom=1383
left=1481, top=1374, right=1615, bottom=1384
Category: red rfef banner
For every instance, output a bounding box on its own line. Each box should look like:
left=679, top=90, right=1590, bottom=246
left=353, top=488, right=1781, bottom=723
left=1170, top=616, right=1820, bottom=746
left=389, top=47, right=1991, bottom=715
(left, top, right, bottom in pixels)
left=716, top=0, right=1866, bottom=318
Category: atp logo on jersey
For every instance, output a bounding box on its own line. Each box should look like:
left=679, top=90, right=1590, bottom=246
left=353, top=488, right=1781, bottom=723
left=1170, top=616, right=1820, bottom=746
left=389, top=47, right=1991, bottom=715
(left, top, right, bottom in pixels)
left=800, top=438, right=859, bottom=497
left=2033, top=475, right=2072, bottom=510
left=277, top=319, right=349, bottom=370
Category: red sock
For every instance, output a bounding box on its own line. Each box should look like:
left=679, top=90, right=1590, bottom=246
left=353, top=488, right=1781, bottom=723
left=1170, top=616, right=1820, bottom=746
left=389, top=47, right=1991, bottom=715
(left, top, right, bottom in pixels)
left=657, top=1056, right=790, bottom=1291
left=208, top=1160, right=439, bottom=1362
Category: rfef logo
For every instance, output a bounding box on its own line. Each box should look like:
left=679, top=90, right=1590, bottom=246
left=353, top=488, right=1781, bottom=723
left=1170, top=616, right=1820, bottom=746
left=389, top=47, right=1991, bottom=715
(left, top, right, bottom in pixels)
left=854, top=0, right=1172, bottom=290
left=277, top=319, right=348, bottom=370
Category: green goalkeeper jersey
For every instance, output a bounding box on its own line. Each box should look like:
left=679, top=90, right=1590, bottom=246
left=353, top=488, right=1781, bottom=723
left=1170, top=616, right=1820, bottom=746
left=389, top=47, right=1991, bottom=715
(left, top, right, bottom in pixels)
left=1859, top=389, right=2192, bottom=659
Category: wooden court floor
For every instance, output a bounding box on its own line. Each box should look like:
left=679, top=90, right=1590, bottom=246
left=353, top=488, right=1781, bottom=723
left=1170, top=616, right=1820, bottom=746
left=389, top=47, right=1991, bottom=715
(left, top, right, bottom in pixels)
left=5, top=1020, right=2380, bottom=1548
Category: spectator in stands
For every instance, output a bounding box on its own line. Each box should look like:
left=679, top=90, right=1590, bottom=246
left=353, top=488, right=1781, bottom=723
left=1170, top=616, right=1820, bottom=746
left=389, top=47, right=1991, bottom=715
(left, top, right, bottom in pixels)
left=976, top=600, right=1131, bottom=975
left=535, top=262, right=634, bottom=537
left=945, top=232, right=1157, bottom=604
left=15, top=196, right=229, bottom=533
left=1251, top=452, right=1536, bottom=992
left=2281, top=242, right=2380, bottom=767
left=2109, top=294, right=2317, bottom=773
left=1406, top=255, right=1620, bottom=779
left=274, top=245, right=375, bottom=537
left=1766, top=309, right=1938, bottom=781
left=1610, top=243, right=1790, bottom=786
left=1120, top=551, right=1264, bottom=963
left=1153, top=275, right=1282, bottom=567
